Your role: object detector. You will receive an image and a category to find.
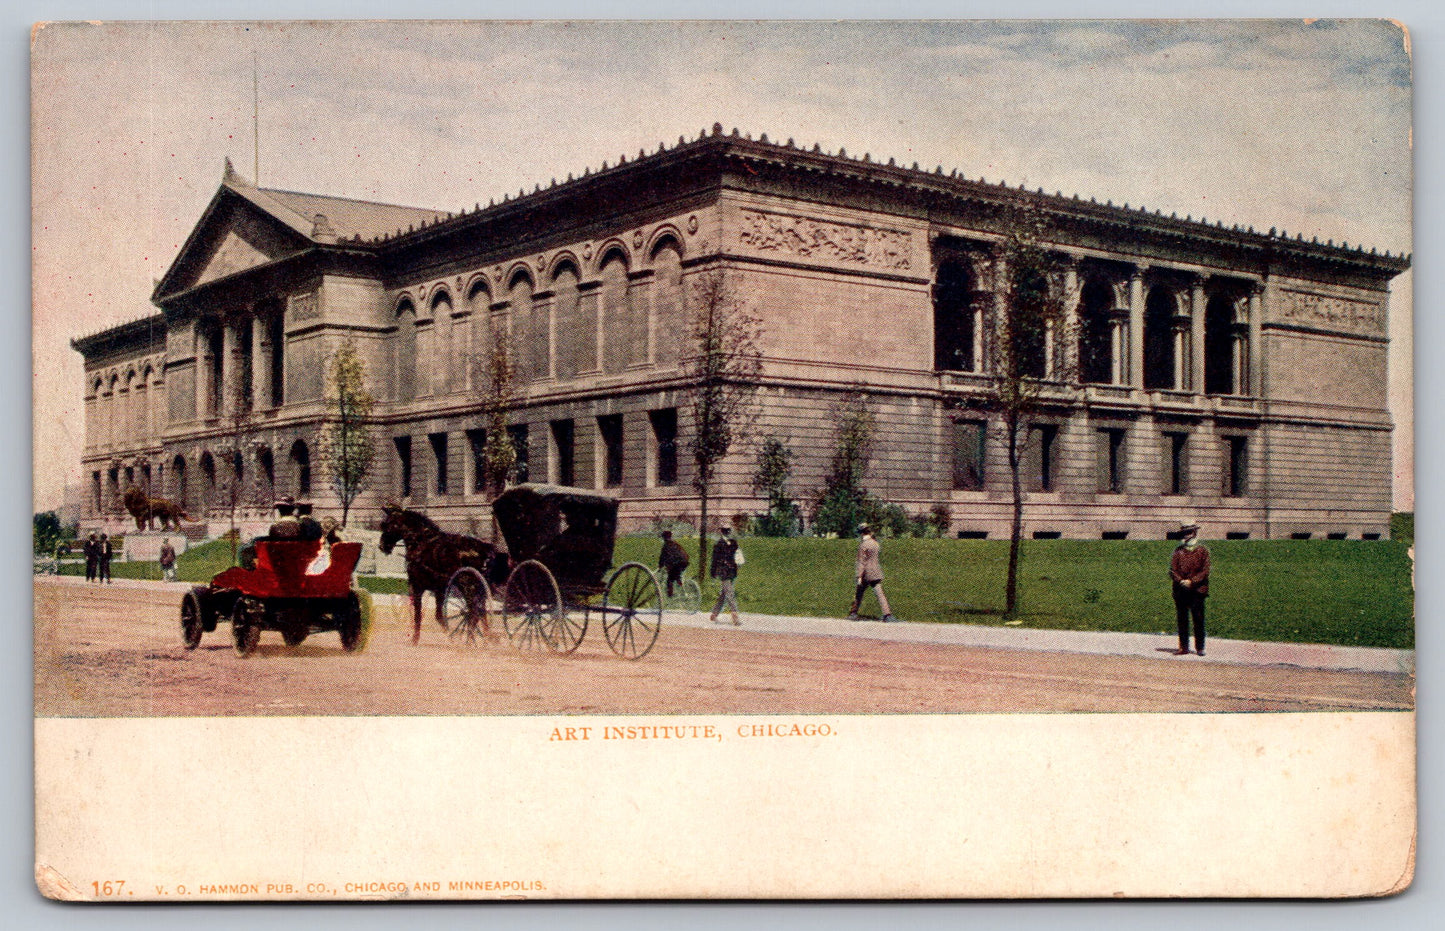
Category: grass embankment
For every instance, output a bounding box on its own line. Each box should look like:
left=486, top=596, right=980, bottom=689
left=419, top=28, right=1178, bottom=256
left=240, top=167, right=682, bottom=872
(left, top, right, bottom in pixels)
left=65, top=525, right=1413, bottom=649
left=614, top=535, right=1415, bottom=650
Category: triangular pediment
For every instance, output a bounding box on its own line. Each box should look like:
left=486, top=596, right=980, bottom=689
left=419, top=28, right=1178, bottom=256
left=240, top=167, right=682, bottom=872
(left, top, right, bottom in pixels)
left=153, top=176, right=316, bottom=303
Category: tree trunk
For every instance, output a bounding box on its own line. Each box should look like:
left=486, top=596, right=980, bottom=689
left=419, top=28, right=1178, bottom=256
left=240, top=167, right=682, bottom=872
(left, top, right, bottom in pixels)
left=1005, top=423, right=1022, bottom=617
left=697, top=483, right=710, bottom=597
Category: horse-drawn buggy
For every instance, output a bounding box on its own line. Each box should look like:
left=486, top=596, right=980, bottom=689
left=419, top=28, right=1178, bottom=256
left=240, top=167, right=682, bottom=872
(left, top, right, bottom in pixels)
left=380, top=485, right=663, bottom=659
left=179, top=539, right=367, bottom=656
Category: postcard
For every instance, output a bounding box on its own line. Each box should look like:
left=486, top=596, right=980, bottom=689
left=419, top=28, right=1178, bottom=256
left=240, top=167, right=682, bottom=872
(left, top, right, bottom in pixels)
left=32, top=19, right=1414, bottom=899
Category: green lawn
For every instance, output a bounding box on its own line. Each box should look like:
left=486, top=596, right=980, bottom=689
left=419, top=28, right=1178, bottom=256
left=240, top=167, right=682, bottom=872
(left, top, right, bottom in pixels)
left=59, top=529, right=1413, bottom=649
left=613, top=535, right=1415, bottom=650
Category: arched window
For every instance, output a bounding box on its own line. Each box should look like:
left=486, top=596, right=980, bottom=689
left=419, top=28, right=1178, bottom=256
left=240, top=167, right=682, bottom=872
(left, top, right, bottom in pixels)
left=1078, top=278, right=1114, bottom=385
left=395, top=298, right=417, bottom=402
left=290, top=439, right=312, bottom=497
left=1010, top=267, right=1048, bottom=380
left=256, top=446, right=275, bottom=501
left=509, top=271, right=541, bottom=382
left=651, top=240, right=684, bottom=367
left=431, top=290, right=454, bottom=395
left=934, top=260, right=975, bottom=372
left=552, top=261, right=582, bottom=378
left=1204, top=294, right=1235, bottom=395
left=199, top=451, right=216, bottom=512
left=598, top=252, right=630, bottom=374
left=171, top=454, right=187, bottom=509
left=466, top=280, right=492, bottom=393
left=1143, top=286, right=1177, bottom=390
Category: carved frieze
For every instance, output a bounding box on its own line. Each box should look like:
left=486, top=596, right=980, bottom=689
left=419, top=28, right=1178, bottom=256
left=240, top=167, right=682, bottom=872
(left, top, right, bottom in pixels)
left=1274, top=289, right=1384, bottom=337
left=289, top=290, right=320, bottom=322
left=736, top=208, right=911, bottom=270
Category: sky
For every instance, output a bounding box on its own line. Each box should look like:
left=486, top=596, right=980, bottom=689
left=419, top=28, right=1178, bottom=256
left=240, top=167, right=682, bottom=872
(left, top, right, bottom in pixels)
left=30, top=18, right=1415, bottom=512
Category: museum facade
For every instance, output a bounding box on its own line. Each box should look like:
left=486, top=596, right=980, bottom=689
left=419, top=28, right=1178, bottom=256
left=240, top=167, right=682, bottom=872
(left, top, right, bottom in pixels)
left=73, top=126, right=1409, bottom=540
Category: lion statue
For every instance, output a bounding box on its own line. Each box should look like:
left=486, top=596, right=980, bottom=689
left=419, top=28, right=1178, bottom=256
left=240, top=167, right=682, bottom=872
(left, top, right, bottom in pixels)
left=122, top=485, right=193, bottom=531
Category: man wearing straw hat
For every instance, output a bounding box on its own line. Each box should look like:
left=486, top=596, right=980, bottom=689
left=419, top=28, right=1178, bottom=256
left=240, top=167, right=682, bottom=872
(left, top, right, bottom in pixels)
left=1169, top=521, right=1211, bottom=656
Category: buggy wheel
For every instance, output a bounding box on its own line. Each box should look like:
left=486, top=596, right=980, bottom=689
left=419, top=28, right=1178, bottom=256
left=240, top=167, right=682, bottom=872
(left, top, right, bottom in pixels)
left=680, top=577, right=702, bottom=615
left=181, top=590, right=205, bottom=650
left=503, top=560, right=573, bottom=653
left=338, top=591, right=366, bottom=653
left=603, top=563, right=662, bottom=659
left=443, top=568, right=492, bottom=645
left=231, top=596, right=261, bottom=657
left=282, top=625, right=308, bottom=647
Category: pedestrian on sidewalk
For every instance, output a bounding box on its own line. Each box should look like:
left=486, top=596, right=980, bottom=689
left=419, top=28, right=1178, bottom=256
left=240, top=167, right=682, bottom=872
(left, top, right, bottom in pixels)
left=1169, top=521, right=1210, bottom=656
left=848, top=523, right=898, bottom=622
left=708, top=525, right=742, bottom=626
left=658, top=529, right=690, bottom=598
left=98, top=532, right=113, bottom=584
left=159, top=538, right=177, bottom=582
left=83, top=531, right=99, bottom=583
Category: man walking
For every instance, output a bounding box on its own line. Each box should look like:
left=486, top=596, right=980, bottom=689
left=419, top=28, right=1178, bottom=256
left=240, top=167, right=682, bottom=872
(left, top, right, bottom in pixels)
left=708, top=525, right=742, bottom=626
left=848, top=523, right=898, bottom=622
left=84, top=531, right=99, bottom=583
left=658, top=530, right=690, bottom=598
left=159, top=538, right=177, bottom=582
left=1170, top=521, right=1210, bottom=656
left=97, top=532, right=113, bottom=584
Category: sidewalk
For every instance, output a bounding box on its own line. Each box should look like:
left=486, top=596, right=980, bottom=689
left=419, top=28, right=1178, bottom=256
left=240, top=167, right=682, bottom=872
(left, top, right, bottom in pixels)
left=47, top=575, right=1414, bottom=676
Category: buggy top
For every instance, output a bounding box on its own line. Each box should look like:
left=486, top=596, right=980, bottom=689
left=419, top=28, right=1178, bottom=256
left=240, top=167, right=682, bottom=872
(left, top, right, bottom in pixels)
left=492, top=484, right=619, bottom=596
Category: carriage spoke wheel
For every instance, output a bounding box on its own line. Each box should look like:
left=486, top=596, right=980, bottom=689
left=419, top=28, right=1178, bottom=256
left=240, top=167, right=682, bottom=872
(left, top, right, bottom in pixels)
left=231, top=596, right=261, bottom=657
left=181, top=590, right=205, bottom=650
left=442, top=568, right=492, bottom=646
left=603, top=563, right=662, bottom=659
left=503, top=560, right=574, bottom=653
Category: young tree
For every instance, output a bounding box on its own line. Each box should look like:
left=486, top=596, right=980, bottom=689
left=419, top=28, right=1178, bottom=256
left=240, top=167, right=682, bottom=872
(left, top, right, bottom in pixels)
left=319, top=341, right=375, bottom=528
left=751, top=436, right=796, bottom=536
left=478, top=323, right=519, bottom=492
left=812, top=390, right=877, bottom=538
left=684, top=271, right=764, bottom=574
left=214, top=404, right=257, bottom=567
left=956, top=202, right=1080, bottom=616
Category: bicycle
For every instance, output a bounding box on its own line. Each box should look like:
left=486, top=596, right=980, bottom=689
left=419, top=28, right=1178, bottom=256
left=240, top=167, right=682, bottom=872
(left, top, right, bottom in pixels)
left=654, top=568, right=701, bottom=614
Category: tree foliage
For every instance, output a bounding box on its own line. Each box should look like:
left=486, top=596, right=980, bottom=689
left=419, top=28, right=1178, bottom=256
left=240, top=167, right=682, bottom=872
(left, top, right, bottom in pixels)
left=684, top=271, right=764, bottom=568
left=751, top=436, right=798, bottom=536
left=319, top=341, right=375, bottom=527
left=811, top=390, right=878, bottom=538
left=478, top=324, right=519, bottom=492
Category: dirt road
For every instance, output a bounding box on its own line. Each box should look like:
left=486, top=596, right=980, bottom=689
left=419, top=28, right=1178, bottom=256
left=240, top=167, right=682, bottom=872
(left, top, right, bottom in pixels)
left=34, top=578, right=1413, bottom=716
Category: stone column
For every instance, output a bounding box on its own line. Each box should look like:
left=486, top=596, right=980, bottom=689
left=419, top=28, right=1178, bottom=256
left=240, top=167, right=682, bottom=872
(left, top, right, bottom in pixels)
left=195, top=329, right=212, bottom=419
left=1246, top=284, right=1263, bottom=396
left=1190, top=277, right=1207, bottom=394
left=1172, top=319, right=1189, bottom=390
left=971, top=300, right=985, bottom=373
left=252, top=315, right=270, bottom=409
left=988, top=253, right=1009, bottom=375
left=220, top=322, right=239, bottom=418
left=1061, top=260, right=1080, bottom=380
left=1128, top=267, right=1145, bottom=389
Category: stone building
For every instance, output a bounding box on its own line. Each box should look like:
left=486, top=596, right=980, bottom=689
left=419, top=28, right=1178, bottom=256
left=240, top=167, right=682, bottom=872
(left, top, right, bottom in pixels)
left=73, top=127, right=1409, bottom=540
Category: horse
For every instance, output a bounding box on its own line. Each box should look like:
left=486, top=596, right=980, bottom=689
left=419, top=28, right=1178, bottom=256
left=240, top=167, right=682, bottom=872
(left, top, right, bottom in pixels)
left=122, top=485, right=192, bottom=531
left=377, top=505, right=509, bottom=644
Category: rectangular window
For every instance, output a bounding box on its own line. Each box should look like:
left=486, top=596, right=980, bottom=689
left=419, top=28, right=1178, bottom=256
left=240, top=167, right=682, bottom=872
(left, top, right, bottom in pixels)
left=1225, top=436, right=1247, bottom=497
left=1162, top=431, right=1187, bottom=495
left=394, top=435, right=412, bottom=498
left=598, top=414, right=624, bottom=488
left=650, top=408, right=679, bottom=487
left=429, top=432, right=448, bottom=496
left=1030, top=424, right=1058, bottom=492
left=467, top=428, right=486, bottom=494
left=1097, top=428, right=1125, bottom=494
left=550, top=419, right=575, bottom=487
left=951, top=420, right=985, bottom=490
left=507, top=423, right=530, bottom=485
